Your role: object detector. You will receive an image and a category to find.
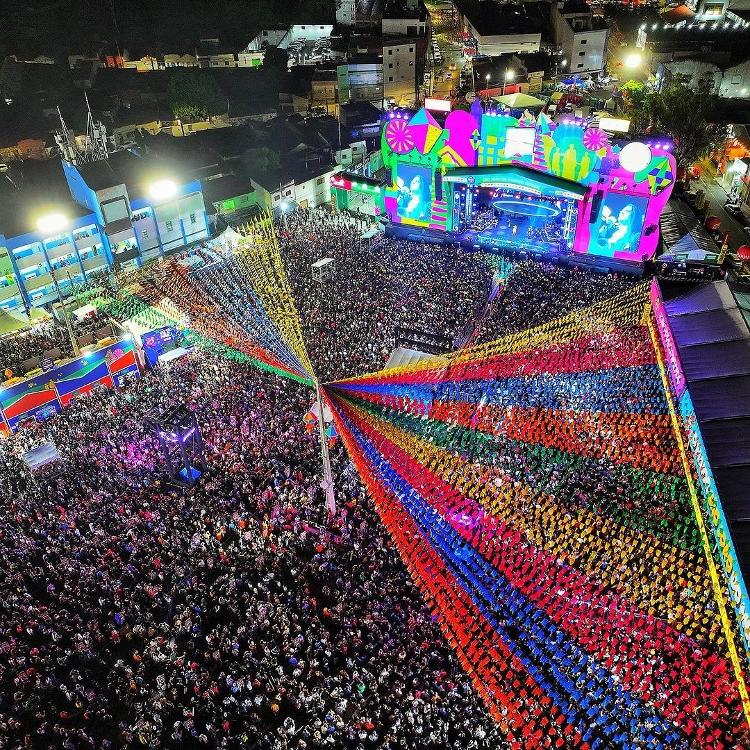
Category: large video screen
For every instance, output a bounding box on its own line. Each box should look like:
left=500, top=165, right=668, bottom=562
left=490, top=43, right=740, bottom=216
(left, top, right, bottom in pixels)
left=591, top=193, right=647, bottom=256
left=395, top=164, right=432, bottom=223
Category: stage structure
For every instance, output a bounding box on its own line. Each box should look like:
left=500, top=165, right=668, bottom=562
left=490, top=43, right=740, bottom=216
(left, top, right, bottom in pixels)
left=331, top=101, right=677, bottom=266
left=312, top=257, right=334, bottom=284
left=147, top=405, right=206, bottom=485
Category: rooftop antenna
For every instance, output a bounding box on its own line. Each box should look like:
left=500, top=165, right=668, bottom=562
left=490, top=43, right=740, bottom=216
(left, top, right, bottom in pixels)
left=53, top=106, right=78, bottom=164
left=84, top=91, right=110, bottom=163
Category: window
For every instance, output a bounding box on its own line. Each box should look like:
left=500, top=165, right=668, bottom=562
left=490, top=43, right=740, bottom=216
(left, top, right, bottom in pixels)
left=285, top=189, right=292, bottom=196
left=577, top=63, right=584, bottom=68
left=165, top=220, right=174, bottom=232
left=142, top=229, right=149, bottom=241
left=580, top=39, right=587, bottom=44
left=190, top=212, right=197, bottom=224
left=409, top=47, right=413, bottom=52
left=388, top=49, right=393, bottom=55
left=579, top=51, right=585, bottom=56
left=389, top=63, right=393, bottom=68
left=388, top=76, right=393, bottom=82
left=316, top=177, right=324, bottom=185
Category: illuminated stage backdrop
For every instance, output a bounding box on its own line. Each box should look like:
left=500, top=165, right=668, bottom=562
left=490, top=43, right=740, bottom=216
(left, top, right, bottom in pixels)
left=332, top=102, right=676, bottom=264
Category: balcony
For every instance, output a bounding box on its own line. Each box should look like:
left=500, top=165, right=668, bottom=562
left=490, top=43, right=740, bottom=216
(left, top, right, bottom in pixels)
left=82, top=255, right=108, bottom=272
left=0, top=284, right=21, bottom=303
left=113, top=247, right=140, bottom=265
left=23, top=273, right=53, bottom=292
left=14, top=252, right=47, bottom=271
left=45, top=242, right=75, bottom=261
left=74, top=233, right=102, bottom=251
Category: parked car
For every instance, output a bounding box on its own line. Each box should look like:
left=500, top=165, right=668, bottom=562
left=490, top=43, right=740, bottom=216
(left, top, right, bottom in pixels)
left=725, top=202, right=742, bottom=215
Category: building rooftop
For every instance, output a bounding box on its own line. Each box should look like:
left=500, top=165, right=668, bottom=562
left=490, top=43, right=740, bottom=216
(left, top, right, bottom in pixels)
left=454, top=0, right=544, bottom=37
left=201, top=174, right=255, bottom=205
left=0, top=159, right=90, bottom=239
left=76, top=149, right=193, bottom=196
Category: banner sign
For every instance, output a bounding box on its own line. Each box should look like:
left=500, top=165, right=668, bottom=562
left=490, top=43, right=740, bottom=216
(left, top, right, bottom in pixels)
left=0, top=339, right=140, bottom=431
left=679, top=387, right=750, bottom=660
left=650, top=279, right=686, bottom=397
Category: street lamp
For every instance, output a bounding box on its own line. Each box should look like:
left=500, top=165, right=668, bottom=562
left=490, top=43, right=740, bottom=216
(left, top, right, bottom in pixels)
left=149, top=178, right=177, bottom=203
left=625, top=52, right=642, bottom=69
left=36, top=213, right=69, bottom=235
left=36, top=212, right=79, bottom=355
left=503, top=68, right=514, bottom=96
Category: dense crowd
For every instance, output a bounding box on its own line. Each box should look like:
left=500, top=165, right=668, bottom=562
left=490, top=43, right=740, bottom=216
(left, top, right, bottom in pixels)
left=279, top=209, right=492, bottom=382
left=0, top=207, right=715, bottom=750
left=0, top=353, right=504, bottom=750
left=0, top=314, right=103, bottom=378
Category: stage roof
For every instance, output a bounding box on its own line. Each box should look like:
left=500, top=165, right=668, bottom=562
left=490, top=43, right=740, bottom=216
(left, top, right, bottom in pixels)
left=662, top=280, right=750, bottom=582
left=442, top=164, right=587, bottom=200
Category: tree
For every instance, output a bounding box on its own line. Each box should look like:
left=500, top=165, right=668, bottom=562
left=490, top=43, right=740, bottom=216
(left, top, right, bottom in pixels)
left=241, top=147, right=281, bottom=176
left=262, top=45, right=289, bottom=74
left=643, top=76, right=729, bottom=167
left=619, top=80, right=649, bottom=134
left=167, top=69, right=225, bottom=121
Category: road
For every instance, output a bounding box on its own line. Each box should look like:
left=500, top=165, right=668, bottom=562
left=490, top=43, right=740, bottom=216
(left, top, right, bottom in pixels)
left=696, top=174, right=748, bottom=251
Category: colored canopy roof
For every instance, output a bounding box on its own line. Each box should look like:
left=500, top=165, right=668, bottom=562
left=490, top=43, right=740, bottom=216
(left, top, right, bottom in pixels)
left=662, top=280, right=750, bottom=582
left=493, top=92, right=546, bottom=108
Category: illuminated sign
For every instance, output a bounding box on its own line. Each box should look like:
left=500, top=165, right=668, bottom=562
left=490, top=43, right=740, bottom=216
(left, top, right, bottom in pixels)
left=424, top=98, right=452, bottom=113
left=598, top=117, right=631, bottom=134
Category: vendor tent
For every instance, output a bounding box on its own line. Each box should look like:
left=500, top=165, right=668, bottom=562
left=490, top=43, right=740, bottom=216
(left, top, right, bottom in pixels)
left=493, top=92, right=546, bottom=109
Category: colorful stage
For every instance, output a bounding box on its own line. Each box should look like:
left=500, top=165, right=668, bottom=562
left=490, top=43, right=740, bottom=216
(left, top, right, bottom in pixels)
left=332, top=102, right=677, bottom=273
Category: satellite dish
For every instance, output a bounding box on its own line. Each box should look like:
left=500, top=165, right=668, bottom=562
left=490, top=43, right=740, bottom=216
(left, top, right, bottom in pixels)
left=0, top=163, right=8, bottom=173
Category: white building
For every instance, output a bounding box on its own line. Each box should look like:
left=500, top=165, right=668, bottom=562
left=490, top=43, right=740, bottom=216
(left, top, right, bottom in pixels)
left=552, top=0, right=609, bottom=74
left=247, top=25, right=334, bottom=51
left=656, top=56, right=750, bottom=98
left=336, top=0, right=357, bottom=26
left=456, top=1, right=542, bottom=56
left=383, top=39, right=419, bottom=106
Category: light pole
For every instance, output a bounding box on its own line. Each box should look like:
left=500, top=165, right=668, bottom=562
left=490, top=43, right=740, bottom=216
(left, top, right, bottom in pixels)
left=503, top=68, right=514, bottom=96
left=38, top=213, right=80, bottom=356
left=314, top=381, right=336, bottom=515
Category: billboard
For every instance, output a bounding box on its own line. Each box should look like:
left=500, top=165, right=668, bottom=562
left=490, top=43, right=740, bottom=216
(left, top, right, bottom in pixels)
left=590, top=193, right=648, bottom=256
left=0, top=339, right=141, bottom=431
left=395, top=164, right=432, bottom=224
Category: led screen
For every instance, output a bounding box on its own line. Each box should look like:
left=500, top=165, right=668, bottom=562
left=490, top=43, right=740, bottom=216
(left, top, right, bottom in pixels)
left=505, top=127, right=535, bottom=158
left=591, top=193, right=647, bottom=256
left=395, top=164, right=432, bottom=223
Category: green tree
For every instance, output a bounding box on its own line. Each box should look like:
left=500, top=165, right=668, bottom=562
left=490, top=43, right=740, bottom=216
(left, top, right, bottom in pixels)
left=167, top=69, right=225, bottom=121
left=241, top=147, right=281, bottom=176
left=619, top=80, right=648, bottom=133
left=644, top=76, right=728, bottom=167
left=262, top=45, right=289, bottom=72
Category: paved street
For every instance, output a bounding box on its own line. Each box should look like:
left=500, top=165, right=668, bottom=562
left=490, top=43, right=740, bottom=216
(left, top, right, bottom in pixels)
left=696, top=174, right=748, bottom=251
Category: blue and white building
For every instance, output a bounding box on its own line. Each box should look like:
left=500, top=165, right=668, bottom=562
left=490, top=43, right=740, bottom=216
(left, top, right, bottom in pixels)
left=0, top=152, right=210, bottom=311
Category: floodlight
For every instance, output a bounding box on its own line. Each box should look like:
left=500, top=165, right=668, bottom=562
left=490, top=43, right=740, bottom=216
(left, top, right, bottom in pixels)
left=36, top=213, right=69, bottom=235
left=149, top=179, right=178, bottom=202
left=625, top=53, right=642, bottom=68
